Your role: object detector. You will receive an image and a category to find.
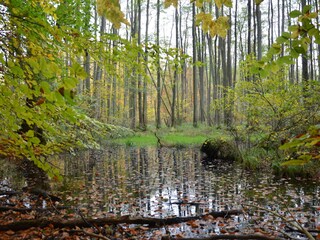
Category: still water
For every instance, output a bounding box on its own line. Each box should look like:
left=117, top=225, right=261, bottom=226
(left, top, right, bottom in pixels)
left=59, top=147, right=319, bottom=234
left=1, top=146, right=319, bottom=238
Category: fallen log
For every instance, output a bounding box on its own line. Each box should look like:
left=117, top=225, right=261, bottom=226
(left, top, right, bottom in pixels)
left=0, top=209, right=242, bottom=231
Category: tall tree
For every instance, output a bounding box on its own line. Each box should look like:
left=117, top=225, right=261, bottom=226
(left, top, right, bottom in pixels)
left=137, top=0, right=144, bottom=129
left=247, top=0, right=252, bottom=54
left=156, top=0, right=161, bottom=128
left=93, top=16, right=106, bottom=119
left=256, top=1, right=262, bottom=60
left=301, top=0, right=309, bottom=82
left=143, top=0, right=150, bottom=127
left=192, top=2, right=198, bottom=127
left=171, top=8, right=179, bottom=127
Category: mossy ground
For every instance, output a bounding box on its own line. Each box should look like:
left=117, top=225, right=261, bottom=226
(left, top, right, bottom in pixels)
left=107, top=124, right=228, bottom=148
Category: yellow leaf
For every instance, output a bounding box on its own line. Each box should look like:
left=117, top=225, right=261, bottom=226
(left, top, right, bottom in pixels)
left=164, top=0, right=178, bottom=8
left=215, top=0, right=222, bottom=8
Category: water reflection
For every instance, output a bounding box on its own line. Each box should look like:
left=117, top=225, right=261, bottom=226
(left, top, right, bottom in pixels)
left=58, top=146, right=319, bottom=223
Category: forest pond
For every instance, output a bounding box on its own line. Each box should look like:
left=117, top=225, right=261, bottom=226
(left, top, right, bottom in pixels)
left=1, top=146, right=320, bottom=239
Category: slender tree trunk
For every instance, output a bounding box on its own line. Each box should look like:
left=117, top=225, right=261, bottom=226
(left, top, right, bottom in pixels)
left=111, top=27, right=118, bottom=122
left=247, top=0, right=252, bottom=55
left=301, top=0, right=309, bottom=82
left=94, top=16, right=106, bottom=120
left=198, top=29, right=205, bottom=123
left=207, top=35, right=213, bottom=126
left=192, top=2, right=198, bottom=127
left=129, top=0, right=137, bottom=128
left=214, top=34, right=220, bottom=124
left=256, top=2, right=262, bottom=60
left=316, top=0, right=320, bottom=81
left=233, top=0, right=238, bottom=87
left=156, top=0, right=161, bottom=128
left=226, top=8, right=232, bottom=126
left=171, top=8, right=179, bottom=127
left=281, top=0, right=285, bottom=56
left=143, top=0, right=150, bottom=127
left=137, top=0, right=144, bottom=129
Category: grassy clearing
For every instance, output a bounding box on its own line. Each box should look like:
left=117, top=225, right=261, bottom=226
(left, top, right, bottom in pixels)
left=107, top=124, right=228, bottom=148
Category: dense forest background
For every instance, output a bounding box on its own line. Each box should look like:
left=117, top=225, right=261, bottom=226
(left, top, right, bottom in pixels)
left=0, top=0, right=319, bottom=175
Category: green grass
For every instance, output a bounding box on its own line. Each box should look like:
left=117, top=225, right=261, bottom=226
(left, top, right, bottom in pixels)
left=107, top=123, right=228, bottom=148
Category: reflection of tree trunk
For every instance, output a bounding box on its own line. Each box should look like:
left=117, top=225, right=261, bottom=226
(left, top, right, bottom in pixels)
left=157, top=148, right=164, bottom=217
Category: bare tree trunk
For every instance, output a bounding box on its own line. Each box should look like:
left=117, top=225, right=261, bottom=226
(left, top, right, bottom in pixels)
left=192, top=2, right=198, bottom=127
left=301, top=0, right=309, bottom=83
left=137, top=0, right=145, bottom=129
left=256, top=2, right=262, bottom=60
left=226, top=8, right=232, bottom=126
left=198, top=29, right=205, bottom=123
left=316, top=0, right=320, bottom=81
left=129, top=0, right=137, bottom=128
left=143, top=0, right=150, bottom=127
left=233, top=0, right=238, bottom=87
left=84, top=50, right=90, bottom=93
left=94, top=16, right=106, bottom=120
left=247, top=0, right=252, bottom=54
left=156, top=0, right=161, bottom=128
left=111, top=27, right=118, bottom=122
left=171, top=8, right=179, bottom=127
left=207, top=34, right=214, bottom=126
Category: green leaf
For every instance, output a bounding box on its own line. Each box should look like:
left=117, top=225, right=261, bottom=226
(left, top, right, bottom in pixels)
left=11, top=65, right=25, bottom=77
left=294, top=46, right=306, bottom=54
left=279, top=140, right=300, bottom=150
left=26, top=58, right=40, bottom=74
left=63, top=77, right=78, bottom=89
left=308, top=12, right=318, bottom=19
left=25, top=130, right=35, bottom=138
left=276, top=36, right=288, bottom=44
left=288, top=25, right=300, bottom=31
left=290, top=48, right=300, bottom=58
left=277, top=56, right=294, bottom=65
left=282, top=32, right=291, bottom=39
left=302, top=5, right=312, bottom=14
left=269, top=44, right=281, bottom=55
left=290, top=10, right=302, bottom=18
left=40, top=81, right=51, bottom=93
left=30, top=137, right=41, bottom=145
left=281, top=159, right=308, bottom=166
left=308, top=28, right=318, bottom=36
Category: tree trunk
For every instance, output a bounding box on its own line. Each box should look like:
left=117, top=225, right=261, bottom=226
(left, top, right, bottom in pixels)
left=198, top=29, right=205, bottom=123
left=93, top=16, right=106, bottom=120
left=192, top=2, right=198, bottom=127
left=156, top=0, right=161, bottom=128
left=143, top=0, right=150, bottom=127
left=256, top=2, right=262, bottom=60
left=247, top=0, right=252, bottom=54
left=171, top=8, right=179, bottom=127
left=301, top=0, right=309, bottom=83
